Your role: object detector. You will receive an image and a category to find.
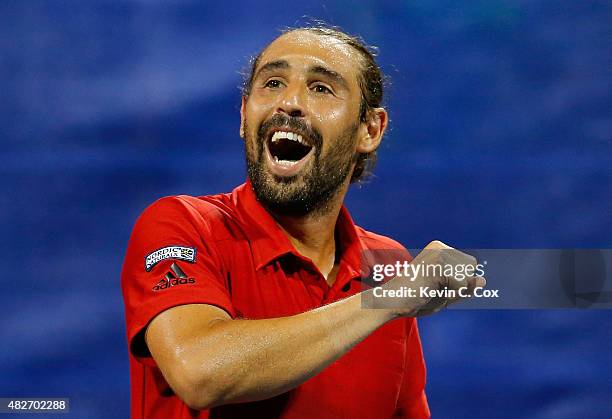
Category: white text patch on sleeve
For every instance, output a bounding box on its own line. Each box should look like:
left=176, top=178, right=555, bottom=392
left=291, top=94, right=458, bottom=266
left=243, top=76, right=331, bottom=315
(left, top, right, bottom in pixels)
left=145, top=246, right=197, bottom=271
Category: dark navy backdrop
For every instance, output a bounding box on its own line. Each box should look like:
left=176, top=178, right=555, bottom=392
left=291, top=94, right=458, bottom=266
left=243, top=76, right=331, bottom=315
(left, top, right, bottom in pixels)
left=1, top=1, right=611, bottom=418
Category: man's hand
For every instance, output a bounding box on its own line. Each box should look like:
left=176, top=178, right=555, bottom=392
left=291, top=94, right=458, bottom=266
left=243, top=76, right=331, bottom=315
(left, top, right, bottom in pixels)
left=382, top=240, right=486, bottom=317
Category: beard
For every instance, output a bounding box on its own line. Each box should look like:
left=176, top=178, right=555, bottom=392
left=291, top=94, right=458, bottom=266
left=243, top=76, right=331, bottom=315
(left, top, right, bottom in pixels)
left=245, top=113, right=359, bottom=217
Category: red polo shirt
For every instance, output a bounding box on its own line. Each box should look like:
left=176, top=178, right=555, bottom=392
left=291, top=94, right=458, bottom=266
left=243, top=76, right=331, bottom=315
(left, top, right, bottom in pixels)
left=121, top=181, right=430, bottom=419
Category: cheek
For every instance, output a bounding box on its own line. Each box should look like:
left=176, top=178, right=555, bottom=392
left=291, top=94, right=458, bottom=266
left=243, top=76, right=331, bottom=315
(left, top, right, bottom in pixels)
left=311, top=94, right=360, bottom=125
left=320, top=124, right=360, bottom=160
left=247, top=92, right=277, bottom=114
left=244, top=102, right=267, bottom=132
left=317, top=109, right=343, bottom=123
left=315, top=103, right=359, bottom=141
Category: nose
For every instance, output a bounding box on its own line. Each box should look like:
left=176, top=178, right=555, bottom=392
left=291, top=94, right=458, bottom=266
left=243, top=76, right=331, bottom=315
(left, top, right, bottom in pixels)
left=276, top=83, right=306, bottom=118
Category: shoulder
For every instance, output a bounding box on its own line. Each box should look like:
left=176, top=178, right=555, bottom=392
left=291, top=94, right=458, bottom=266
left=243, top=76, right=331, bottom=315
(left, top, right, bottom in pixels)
left=355, top=226, right=407, bottom=252
left=136, top=193, right=235, bottom=229
left=141, top=193, right=231, bottom=217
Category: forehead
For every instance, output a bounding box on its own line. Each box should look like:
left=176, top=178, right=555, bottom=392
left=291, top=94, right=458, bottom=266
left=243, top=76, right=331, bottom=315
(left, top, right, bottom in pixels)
left=256, top=31, right=362, bottom=87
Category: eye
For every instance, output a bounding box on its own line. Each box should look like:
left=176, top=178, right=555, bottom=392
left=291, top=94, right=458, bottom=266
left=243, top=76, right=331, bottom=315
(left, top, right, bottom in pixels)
left=264, top=79, right=283, bottom=89
left=312, top=84, right=332, bottom=94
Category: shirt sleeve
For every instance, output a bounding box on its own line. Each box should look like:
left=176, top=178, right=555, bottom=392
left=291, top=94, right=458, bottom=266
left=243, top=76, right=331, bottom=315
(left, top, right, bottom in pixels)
left=121, top=196, right=236, bottom=367
left=393, top=318, right=431, bottom=419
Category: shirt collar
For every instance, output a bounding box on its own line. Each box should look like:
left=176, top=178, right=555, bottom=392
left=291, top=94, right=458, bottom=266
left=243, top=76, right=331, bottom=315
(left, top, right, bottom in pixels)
left=232, top=179, right=365, bottom=275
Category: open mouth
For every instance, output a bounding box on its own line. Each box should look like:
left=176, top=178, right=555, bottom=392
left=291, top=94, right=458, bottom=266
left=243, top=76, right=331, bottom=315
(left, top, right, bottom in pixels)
left=268, top=131, right=313, bottom=162
left=264, top=130, right=315, bottom=176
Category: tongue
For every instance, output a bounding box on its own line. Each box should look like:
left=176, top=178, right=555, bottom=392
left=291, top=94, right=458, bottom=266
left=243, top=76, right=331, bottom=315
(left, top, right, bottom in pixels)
left=269, top=138, right=311, bottom=161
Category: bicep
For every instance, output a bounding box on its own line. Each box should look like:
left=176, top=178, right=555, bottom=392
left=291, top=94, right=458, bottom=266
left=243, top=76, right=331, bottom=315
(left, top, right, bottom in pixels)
left=145, top=304, right=232, bottom=396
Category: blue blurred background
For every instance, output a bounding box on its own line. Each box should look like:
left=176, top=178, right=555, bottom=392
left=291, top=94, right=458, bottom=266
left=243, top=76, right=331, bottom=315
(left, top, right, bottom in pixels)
left=1, top=1, right=611, bottom=418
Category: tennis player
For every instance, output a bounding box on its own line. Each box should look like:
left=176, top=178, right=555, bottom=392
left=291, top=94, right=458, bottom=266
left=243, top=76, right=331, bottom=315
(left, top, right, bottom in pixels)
left=122, top=25, right=485, bottom=419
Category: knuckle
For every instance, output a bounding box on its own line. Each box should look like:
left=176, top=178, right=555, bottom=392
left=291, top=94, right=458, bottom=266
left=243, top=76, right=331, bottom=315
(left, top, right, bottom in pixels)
left=426, top=240, right=447, bottom=250
left=467, top=254, right=477, bottom=266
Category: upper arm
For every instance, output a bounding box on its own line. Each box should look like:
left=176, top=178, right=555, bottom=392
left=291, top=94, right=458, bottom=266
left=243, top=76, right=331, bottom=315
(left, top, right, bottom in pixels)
left=121, top=196, right=236, bottom=365
left=144, top=303, right=232, bottom=403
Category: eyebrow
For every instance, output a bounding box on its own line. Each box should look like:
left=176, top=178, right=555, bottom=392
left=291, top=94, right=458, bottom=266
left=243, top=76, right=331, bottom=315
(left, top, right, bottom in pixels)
left=308, top=65, right=349, bottom=90
left=253, top=59, right=290, bottom=81
left=254, top=59, right=349, bottom=90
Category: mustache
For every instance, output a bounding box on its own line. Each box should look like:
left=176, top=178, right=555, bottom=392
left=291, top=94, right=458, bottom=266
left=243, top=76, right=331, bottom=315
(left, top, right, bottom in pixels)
left=257, top=114, right=323, bottom=150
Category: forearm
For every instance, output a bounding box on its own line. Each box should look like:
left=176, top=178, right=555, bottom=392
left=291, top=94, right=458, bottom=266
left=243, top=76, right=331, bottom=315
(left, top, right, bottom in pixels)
left=180, top=290, right=396, bottom=409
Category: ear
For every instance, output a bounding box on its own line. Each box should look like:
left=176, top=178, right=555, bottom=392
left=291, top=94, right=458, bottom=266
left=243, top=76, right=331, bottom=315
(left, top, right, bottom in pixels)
left=239, top=96, right=247, bottom=139
left=356, top=107, right=388, bottom=154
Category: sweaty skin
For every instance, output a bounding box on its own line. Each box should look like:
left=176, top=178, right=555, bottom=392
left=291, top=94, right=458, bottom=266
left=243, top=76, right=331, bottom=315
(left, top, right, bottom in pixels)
left=241, top=30, right=385, bottom=280
left=145, top=31, right=486, bottom=410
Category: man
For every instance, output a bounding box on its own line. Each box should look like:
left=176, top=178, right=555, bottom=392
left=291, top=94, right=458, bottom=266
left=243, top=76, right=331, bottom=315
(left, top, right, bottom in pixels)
left=122, top=26, right=485, bottom=418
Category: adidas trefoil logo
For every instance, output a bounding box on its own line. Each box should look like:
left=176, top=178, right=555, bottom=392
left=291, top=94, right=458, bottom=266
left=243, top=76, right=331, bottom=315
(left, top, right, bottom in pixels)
left=152, top=263, right=196, bottom=292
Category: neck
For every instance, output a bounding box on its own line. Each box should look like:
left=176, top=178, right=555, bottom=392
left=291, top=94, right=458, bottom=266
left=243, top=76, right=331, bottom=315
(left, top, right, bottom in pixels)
left=268, top=182, right=350, bottom=281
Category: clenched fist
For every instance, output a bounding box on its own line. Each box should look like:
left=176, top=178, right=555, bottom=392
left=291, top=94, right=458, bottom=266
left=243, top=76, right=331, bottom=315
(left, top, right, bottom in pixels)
left=365, top=240, right=487, bottom=317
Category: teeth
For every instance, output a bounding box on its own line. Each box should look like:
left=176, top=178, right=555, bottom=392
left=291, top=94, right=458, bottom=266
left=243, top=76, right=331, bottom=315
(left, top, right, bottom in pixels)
left=271, top=131, right=306, bottom=145
left=273, top=155, right=298, bottom=166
